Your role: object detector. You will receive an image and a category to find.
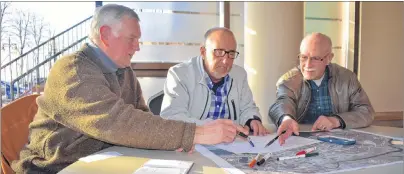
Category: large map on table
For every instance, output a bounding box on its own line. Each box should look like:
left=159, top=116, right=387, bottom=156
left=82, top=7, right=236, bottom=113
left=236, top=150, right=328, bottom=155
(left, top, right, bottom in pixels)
left=196, top=129, right=404, bottom=174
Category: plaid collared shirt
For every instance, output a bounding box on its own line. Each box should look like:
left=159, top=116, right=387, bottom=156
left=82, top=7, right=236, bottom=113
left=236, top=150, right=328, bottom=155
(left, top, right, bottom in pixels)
left=205, top=75, right=230, bottom=120
left=303, top=67, right=334, bottom=123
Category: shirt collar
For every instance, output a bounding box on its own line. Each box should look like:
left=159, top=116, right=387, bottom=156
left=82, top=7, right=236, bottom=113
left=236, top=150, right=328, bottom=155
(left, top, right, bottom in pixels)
left=309, top=66, right=330, bottom=87
left=87, top=41, right=119, bottom=73
left=197, top=56, right=232, bottom=87
left=205, top=74, right=229, bottom=90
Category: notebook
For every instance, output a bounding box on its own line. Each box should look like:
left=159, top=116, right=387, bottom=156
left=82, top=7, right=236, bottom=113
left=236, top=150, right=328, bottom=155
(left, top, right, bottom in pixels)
left=133, top=159, right=194, bottom=174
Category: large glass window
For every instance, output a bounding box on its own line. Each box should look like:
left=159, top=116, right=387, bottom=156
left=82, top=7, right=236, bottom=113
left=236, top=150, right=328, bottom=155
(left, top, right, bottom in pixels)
left=104, top=2, right=220, bottom=63
left=229, top=2, right=244, bottom=67
left=304, top=2, right=345, bottom=67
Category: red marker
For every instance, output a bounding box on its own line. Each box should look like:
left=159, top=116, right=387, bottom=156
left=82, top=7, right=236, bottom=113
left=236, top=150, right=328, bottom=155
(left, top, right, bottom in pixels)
left=296, top=147, right=316, bottom=156
left=249, top=154, right=261, bottom=168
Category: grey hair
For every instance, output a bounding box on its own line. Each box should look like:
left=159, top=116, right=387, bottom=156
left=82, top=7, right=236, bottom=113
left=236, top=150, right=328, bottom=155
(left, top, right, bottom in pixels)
left=89, top=4, right=140, bottom=42
left=203, top=27, right=236, bottom=46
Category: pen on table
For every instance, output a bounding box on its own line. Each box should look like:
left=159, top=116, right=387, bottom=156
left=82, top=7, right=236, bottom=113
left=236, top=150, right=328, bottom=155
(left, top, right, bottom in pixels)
left=238, top=132, right=255, bottom=147
left=391, top=140, right=403, bottom=145
left=249, top=153, right=261, bottom=168
left=256, top=152, right=272, bottom=166
left=295, top=147, right=316, bottom=156
left=277, top=152, right=319, bottom=161
left=264, top=130, right=287, bottom=148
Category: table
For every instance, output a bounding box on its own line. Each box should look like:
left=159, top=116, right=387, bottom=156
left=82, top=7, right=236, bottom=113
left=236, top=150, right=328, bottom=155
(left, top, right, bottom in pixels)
left=58, top=125, right=403, bottom=174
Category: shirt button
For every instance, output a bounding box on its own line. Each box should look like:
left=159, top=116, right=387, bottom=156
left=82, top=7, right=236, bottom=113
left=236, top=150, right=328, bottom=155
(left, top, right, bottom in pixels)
left=317, top=90, right=319, bottom=92
left=216, top=105, right=219, bottom=108
left=318, top=106, right=321, bottom=109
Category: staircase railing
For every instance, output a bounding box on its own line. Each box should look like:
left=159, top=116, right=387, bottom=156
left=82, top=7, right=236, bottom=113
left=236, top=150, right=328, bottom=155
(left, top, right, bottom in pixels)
left=10, top=36, right=89, bottom=100
left=1, top=16, right=92, bottom=103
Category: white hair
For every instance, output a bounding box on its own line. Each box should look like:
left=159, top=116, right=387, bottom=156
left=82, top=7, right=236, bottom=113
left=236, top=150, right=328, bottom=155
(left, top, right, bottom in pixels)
left=89, top=4, right=140, bottom=42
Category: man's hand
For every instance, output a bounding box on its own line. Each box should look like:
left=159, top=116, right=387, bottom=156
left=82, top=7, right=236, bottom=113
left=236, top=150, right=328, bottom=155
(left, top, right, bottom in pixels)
left=247, top=120, right=270, bottom=136
left=193, top=119, right=248, bottom=145
left=277, top=117, right=299, bottom=145
left=176, top=145, right=196, bottom=154
left=311, top=115, right=340, bottom=131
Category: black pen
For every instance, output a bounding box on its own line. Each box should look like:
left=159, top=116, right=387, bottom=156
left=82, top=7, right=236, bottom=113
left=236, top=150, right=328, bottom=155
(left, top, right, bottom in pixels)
left=264, top=130, right=286, bottom=148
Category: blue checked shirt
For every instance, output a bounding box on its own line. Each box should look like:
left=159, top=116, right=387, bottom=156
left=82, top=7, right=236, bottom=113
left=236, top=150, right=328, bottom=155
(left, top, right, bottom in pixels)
left=205, top=75, right=230, bottom=120
left=302, top=67, right=334, bottom=123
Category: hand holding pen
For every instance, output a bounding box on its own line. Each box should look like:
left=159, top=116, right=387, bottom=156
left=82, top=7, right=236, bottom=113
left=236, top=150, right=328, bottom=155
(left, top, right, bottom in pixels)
left=277, top=117, right=300, bottom=145
left=194, top=119, right=249, bottom=145
left=264, top=130, right=286, bottom=148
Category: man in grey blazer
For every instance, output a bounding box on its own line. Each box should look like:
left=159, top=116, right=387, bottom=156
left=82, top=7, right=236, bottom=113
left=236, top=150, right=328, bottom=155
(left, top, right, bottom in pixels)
left=161, top=27, right=269, bottom=136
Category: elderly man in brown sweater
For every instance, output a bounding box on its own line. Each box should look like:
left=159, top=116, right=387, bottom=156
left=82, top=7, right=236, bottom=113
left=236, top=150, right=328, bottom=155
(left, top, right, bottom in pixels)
left=12, top=4, right=248, bottom=173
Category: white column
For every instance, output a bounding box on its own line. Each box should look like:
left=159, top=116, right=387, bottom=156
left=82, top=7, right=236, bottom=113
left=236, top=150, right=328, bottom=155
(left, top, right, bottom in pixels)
left=359, top=2, right=404, bottom=113
left=244, top=2, right=304, bottom=128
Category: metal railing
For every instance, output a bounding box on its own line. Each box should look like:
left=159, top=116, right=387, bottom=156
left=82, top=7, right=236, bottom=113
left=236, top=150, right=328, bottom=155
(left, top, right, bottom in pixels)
left=1, top=16, right=92, bottom=105
left=10, top=36, right=89, bottom=100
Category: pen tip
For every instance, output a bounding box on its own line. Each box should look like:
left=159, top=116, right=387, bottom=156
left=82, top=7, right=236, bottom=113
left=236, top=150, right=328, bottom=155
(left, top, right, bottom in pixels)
left=249, top=141, right=255, bottom=147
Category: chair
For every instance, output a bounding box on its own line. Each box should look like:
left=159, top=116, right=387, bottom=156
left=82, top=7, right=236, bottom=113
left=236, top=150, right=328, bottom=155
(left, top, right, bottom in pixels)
left=147, top=90, right=164, bottom=115
left=1, top=94, right=40, bottom=174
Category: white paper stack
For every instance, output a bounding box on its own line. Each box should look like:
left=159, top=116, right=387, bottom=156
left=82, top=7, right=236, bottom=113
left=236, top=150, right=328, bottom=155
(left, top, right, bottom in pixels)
left=133, top=159, right=194, bottom=174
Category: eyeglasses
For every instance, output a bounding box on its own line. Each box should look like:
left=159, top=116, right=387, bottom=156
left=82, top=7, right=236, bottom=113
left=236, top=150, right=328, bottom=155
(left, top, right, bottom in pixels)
left=298, top=53, right=330, bottom=62
left=212, top=49, right=239, bottom=59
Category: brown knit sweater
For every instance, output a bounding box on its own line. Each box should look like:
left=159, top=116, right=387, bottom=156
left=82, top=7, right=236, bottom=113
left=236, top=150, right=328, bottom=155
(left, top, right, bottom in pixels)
left=12, top=44, right=196, bottom=173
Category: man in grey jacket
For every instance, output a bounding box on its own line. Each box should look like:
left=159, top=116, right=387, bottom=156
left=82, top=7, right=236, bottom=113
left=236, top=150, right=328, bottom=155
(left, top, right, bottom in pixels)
left=269, top=33, right=374, bottom=145
left=161, top=27, right=269, bottom=136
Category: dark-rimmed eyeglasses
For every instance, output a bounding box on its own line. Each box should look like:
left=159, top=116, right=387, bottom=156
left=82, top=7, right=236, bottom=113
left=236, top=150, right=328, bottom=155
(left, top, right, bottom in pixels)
left=212, top=49, right=239, bottom=59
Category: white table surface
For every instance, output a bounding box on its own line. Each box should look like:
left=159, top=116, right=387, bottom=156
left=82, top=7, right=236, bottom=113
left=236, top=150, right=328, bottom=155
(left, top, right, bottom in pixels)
left=59, top=125, right=403, bottom=174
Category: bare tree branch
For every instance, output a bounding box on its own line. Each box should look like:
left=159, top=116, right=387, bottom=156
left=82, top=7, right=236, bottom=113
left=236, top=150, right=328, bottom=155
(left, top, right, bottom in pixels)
left=0, top=2, right=11, bottom=42
left=47, top=28, right=57, bottom=56
left=10, top=9, right=32, bottom=76
left=30, top=14, right=47, bottom=46
left=47, top=28, right=56, bottom=39
left=30, top=13, right=48, bottom=65
left=10, top=9, right=31, bottom=56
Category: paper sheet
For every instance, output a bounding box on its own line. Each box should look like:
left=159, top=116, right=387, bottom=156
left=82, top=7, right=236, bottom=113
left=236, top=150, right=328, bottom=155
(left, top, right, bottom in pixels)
left=79, top=151, right=122, bottom=163
left=133, top=159, right=194, bottom=174
left=213, top=134, right=320, bottom=154
left=195, top=145, right=245, bottom=174
left=133, top=167, right=182, bottom=174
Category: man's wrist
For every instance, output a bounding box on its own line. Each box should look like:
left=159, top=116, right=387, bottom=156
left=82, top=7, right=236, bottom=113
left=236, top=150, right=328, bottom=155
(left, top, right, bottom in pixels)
left=245, top=116, right=262, bottom=131
left=278, top=115, right=293, bottom=126
left=330, top=115, right=345, bottom=129
left=193, top=126, right=203, bottom=145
